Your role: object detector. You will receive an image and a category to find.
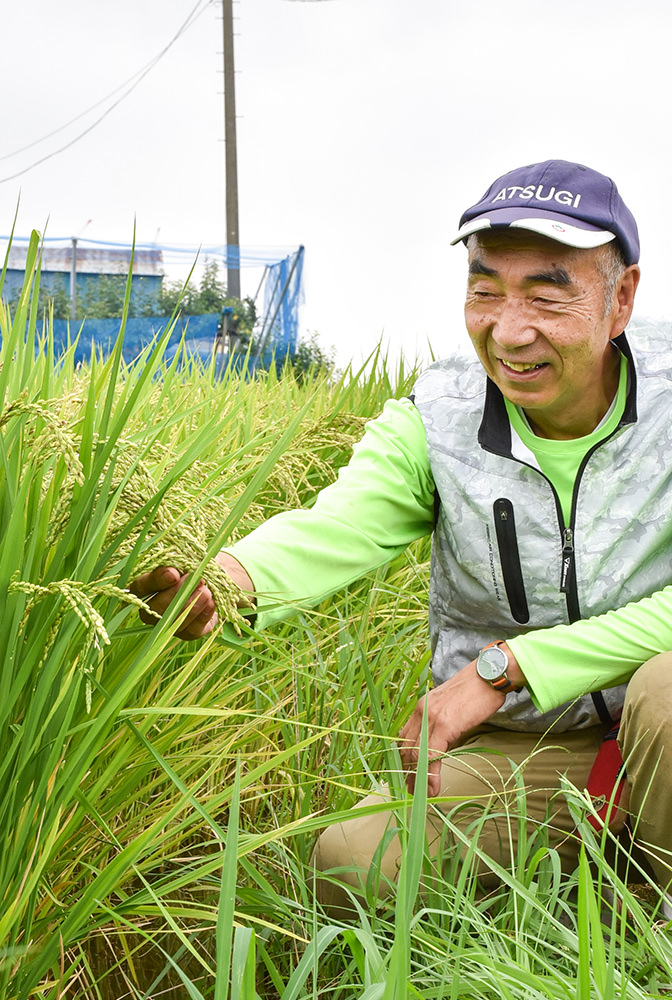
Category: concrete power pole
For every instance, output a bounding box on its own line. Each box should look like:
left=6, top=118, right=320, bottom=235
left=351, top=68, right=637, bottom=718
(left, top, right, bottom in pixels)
left=70, top=237, right=78, bottom=319
left=222, top=0, right=241, bottom=299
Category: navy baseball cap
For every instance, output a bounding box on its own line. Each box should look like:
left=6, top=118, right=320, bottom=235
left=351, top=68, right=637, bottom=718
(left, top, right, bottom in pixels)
left=451, top=159, right=640, bottom=265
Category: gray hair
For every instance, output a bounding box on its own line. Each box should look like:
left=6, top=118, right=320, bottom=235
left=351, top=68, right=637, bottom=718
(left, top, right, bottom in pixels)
left=594, top=241, right=627, bottom=315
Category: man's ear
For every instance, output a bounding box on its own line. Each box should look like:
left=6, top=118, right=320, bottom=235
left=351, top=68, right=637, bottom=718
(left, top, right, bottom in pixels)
left=610, top=265, right=640, bottom=340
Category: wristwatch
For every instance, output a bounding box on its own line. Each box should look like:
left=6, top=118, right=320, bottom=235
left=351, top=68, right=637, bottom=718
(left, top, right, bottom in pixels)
left=476, top=640, right=518, bottom=693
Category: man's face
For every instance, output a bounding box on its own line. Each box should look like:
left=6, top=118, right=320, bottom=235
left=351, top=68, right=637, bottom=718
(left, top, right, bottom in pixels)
left=464, top=231, right=636, bottom=438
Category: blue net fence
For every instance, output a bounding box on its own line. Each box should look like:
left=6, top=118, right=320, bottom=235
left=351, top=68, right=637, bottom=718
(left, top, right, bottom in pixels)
left=255, top=245, right=305, bottom=358
left=1, top=237, right=305, bottom=372
left=51, top=315, right=220, bottom=366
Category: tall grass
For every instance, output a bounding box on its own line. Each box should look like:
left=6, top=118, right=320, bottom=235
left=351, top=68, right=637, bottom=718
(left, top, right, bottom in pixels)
left=1, top=234, right=671, bottom=999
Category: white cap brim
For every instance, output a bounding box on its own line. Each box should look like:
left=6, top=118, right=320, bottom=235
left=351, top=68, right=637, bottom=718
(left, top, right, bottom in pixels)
left=451, top=216, right=617, bottom=250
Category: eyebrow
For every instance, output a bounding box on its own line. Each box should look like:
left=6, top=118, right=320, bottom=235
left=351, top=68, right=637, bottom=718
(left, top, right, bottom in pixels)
left=468, top=260, right=497, bottom=278
left=468, top=258, right=573, bottom=287
left=526, top=267, right=572, bottom=287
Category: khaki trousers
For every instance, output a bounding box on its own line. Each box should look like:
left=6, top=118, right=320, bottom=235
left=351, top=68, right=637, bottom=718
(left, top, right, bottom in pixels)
left=313, top=652, right=672, bottom=916
left=619, top=651, right=672, bottom=889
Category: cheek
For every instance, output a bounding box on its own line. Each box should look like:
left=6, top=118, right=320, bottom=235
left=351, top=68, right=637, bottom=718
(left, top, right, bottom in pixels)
left=466, top=333, right=491, bottom=369
left=464, top=304, right=489, bottom=339
left=538, top=318, right=587, bottom=353
left=548, top=322, right=603, bottom=357
left=465, top=324, right=486, bottom=352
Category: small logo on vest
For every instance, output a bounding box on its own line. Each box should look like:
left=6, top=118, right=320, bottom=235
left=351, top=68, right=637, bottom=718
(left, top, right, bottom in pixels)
left=485, top=524, right=502, bottom=602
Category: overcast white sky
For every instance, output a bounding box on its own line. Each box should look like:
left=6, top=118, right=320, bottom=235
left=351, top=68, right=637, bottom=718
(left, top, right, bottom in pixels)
left=1, top=0, right=670, bottom=367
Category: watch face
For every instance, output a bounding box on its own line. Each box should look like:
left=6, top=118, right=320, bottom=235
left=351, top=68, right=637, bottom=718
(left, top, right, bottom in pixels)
left=477, top=645, right=508, bottom=681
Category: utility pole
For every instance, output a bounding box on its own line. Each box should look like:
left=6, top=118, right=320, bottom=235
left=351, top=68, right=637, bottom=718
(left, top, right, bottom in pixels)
left=222, top=0, right=240, bottom=299
left=70, top=237, right=78, bottom=319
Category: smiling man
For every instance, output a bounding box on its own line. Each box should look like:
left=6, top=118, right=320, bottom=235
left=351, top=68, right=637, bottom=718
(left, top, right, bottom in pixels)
left=464, top=231, right=636, bottom=439
left=132, top=160, right=672, bottom=916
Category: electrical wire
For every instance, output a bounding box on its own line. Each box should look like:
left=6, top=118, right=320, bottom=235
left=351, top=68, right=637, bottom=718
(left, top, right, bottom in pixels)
left=0, top=0, right=211, bottom=185
left=0, top=65, right=160, bottom=165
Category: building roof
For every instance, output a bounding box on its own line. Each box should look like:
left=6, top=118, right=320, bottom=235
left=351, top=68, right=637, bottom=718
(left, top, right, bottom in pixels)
left=6, top=245, right=164, bottom=277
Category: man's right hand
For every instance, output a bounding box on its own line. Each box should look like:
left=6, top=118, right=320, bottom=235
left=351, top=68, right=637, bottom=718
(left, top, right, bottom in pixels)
left=128, top=567, right=219, bottom=640
left=128, top=554, right=255, bottom=641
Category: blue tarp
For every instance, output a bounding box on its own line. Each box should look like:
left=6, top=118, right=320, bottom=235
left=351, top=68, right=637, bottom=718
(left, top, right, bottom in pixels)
left=51, top=314, right=222, bottom=366
left=47, top=313, right=290, bottom=376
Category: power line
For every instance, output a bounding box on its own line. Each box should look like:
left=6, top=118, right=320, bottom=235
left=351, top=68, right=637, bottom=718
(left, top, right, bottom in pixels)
left=0, top=67, right=155, bottom=165
left=0, top=0, right=211, bottom=185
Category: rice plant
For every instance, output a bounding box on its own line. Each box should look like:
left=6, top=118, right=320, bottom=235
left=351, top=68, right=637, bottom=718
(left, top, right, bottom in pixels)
left=1, top=234, right=671, bottom=999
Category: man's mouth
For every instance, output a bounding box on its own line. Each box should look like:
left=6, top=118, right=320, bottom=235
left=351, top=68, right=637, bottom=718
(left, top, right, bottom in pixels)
left=500, top=360, right=547, bottom=372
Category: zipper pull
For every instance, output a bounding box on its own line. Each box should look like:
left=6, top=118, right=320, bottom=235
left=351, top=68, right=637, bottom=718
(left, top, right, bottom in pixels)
left=560, top=528, right=574, bottom=593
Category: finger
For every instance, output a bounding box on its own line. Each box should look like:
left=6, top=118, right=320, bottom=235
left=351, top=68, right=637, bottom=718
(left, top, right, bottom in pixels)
left=400, top=745, right=444, bottom=796
left=128, top=566, right=182, bottom=599
left=174, top=589, right=219, bottom=640
left=397, top=723, right=421, bottom=760
left=398, top=743, right=419, bottom=772
left=136, top=582, right=183, bottom=625
left=136, top=577, right=190, bottom=624
left=398, top=705, right=425, bottom=759
left=175, top=615, right=219, bottom=641
left=404, top=759, right=443, bottom=797
left=398, top=740, right=439, bottom=768
left=397, top=719, right=443, bottom=761
left=136, top=575, right=217, bottom=639
left=427, top=759, right=443, bottom=798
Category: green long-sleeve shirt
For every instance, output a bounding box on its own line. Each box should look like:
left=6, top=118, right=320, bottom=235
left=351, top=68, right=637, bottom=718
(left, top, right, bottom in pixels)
left=228, top=389, right=672, bottom=715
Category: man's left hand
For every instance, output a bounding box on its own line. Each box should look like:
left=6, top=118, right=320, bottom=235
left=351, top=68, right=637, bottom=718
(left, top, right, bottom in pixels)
left=398, top=647, right=524, bottom=796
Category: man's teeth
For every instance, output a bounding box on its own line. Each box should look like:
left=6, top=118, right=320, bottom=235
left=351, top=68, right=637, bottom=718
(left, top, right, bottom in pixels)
left=504, top=361, right=544, bottom=372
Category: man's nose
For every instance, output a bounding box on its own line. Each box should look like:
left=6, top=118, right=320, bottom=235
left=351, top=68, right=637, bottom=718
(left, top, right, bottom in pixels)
left=491, top=299, right=537, bottom=348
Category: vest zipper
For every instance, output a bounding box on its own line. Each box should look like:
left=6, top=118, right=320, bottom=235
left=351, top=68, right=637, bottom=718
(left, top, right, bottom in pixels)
left=560, top=528, right=574, bottom=594
left=498, top=462, right=576, bottom=615
left=518, top=423, right=624, bottom=622
left=499, top=467, right=613, bottom=725
left=562, top=435, right=620, bottom=621
left=553, top=437, right=625, bottom=725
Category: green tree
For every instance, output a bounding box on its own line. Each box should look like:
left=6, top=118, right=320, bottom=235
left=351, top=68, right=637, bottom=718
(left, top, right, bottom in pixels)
left=197, top=259, right=227, bottom=313
left=39, top=274, right=70, bottom=320
left=80, top=275, right=127, bottom=318
left=158, top=278, right=199, bottom=316
left=132, top=276, right=161, bottom=317
left=156, top=261, right=258, bottom=346
left=288, top=332, right=336, bottom=383
left=7, top=274, right=71, bottom=320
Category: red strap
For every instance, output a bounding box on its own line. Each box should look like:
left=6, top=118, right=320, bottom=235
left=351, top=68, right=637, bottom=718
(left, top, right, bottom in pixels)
left=584, top=723, right=626, bottom=831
